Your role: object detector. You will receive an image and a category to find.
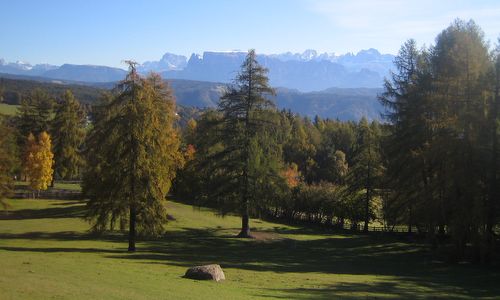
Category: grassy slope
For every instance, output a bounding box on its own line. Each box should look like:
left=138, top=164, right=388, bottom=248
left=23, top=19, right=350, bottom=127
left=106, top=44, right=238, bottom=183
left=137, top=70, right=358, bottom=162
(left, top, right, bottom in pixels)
left=0, top=103, right=19, bottom=116
left=0, top=187, right=499, bottom=299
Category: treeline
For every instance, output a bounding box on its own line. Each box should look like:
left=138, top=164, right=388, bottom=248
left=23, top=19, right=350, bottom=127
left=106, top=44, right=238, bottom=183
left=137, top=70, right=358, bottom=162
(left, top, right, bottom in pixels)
left=0, top=76, right=203, bottom=127
left=380, top=20, right=500, bottom=262
left=0, top=88, right=86, bottom=197
left=0, top=76, right=103, bottom=105
left=174, top=108, right=384, bottom=232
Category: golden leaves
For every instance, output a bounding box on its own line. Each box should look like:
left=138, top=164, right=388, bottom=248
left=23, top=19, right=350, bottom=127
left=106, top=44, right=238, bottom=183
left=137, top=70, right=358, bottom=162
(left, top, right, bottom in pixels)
left=24, top=131, right=54, bottom=192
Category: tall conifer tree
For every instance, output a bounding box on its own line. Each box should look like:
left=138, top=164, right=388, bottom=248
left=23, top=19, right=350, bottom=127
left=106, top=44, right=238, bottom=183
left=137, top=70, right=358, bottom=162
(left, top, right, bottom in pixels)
left=215, top=50, right=282, bottom=237
left=83, top=63, right=182, bottom=251
left=17, top=89, right=53, bottom=141
left=0, top=118, right=18, bottom=208
left=52, top=90, right=85, bottom=180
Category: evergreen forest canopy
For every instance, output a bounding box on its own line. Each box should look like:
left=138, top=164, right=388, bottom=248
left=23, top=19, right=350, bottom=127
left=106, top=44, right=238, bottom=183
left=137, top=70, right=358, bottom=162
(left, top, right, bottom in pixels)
left=0, top=19, right=498, bottom=264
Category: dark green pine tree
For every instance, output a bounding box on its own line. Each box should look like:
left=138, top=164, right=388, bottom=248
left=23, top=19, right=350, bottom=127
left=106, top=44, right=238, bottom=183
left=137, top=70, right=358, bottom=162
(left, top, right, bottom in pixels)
left=379, top=39, right=429, bottom=233
left=0, top=117, right=19, bottom=209
left=83, top=63, right=183, bottom=251
left=215, top=49, right=282, bottom=238
left=486, top=40, right=500, bottom=261
left=429, top=20, right=492, bottom=258
left=16, top=88, right=54, bottom=145
left=347, top=118, right=384, bottom=232
left=51, top=90, right=86, bottom=180
left=380, top=20, right=497, bottom=261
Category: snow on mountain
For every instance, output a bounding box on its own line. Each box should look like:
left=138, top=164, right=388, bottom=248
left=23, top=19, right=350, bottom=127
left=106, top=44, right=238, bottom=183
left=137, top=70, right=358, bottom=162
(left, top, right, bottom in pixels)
left=0, top=60, right=60, bottom=75
left=138, top=52, right=188, bottom=73
left=0, top=48, right=395, bottom=90
left=157, top=49, right=394, bottom=91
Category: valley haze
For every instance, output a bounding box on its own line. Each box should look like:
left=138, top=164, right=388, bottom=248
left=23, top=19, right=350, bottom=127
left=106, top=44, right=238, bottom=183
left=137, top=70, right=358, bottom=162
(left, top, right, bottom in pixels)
left=0, top=49, right=392, bottom=120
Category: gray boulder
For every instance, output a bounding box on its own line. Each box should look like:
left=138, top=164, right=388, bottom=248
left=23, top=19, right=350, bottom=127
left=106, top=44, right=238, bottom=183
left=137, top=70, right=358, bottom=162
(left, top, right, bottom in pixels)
left=184, top=264, right=225, bottom=282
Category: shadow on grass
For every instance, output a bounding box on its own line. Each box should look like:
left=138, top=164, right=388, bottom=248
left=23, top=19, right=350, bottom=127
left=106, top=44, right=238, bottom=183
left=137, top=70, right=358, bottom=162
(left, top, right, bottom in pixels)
left=0, top=230, right=129, bottom=253
left=0, top=203, right=86, bottom=220
left=2, top=198, right=500, bottom=299
left=104, top=227, right=500, bottom=299
left=0, top=245, right=124, bottom=254
left=0, top=230, right=122, bottom=241
left=106, top=227, right=417, bottom=274
left=255, top=279, right=498, bottom=299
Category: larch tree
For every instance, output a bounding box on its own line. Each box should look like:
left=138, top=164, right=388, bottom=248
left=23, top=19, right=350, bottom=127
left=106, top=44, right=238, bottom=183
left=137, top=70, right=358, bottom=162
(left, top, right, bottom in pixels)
left=51, top=90, right=85, bottom=180
left=16, top=89, right=54, bottom=141
left=486, top=40, right=500, bottom=261
left=380, top=19, right=498, bottom=261
left=347, top=118, right=384, bottom=232
left=23, top=133, right=37, bottom=181
left=83, top=63, right=182, bottom=251
left=429, top=19, right=492, bottom=258
left=379, top=39, right=429, bottom=233
left=24, top=132, right=54, bottom=196
left=214, top=49, right=283, bottom=238
left=0, top=118, right=18, bottom=208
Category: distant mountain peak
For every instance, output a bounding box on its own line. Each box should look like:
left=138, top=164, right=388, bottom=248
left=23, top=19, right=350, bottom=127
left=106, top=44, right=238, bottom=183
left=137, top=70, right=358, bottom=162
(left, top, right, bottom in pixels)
left=137, top=52, right=187, bottom=73
left=188, top=53, right=202, bottom=63
left=300, top=49, right=318, bottom=60
left=358, top=48, right=381, bottom=56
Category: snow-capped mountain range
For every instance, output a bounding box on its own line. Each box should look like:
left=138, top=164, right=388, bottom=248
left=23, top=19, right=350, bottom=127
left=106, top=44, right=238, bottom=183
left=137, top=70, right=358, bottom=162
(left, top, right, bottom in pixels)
left=0, top=49, right=395, bottom=91
left=0, top=59, right=58, bottom=75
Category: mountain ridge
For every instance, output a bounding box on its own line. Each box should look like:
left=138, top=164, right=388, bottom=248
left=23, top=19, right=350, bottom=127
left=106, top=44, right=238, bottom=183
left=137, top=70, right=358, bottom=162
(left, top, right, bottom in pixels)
left=0, top=48, right=394, bottom=91
left=0, top=73, right=382, bottom=121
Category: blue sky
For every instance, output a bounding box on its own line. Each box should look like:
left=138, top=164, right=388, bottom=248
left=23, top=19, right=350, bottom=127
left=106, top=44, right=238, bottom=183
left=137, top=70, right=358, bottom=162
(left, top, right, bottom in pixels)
left=1, top=0, right=499, bottom=68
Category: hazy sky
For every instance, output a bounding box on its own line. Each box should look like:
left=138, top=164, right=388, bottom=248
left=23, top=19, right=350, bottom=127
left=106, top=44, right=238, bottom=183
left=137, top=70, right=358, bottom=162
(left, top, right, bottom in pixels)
left=1, top=0, right=499, bottom=68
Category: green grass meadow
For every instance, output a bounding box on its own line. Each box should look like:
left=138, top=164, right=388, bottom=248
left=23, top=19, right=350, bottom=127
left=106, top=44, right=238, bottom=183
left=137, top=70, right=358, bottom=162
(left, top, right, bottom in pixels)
left=0, top=184, right=499, bottom=299
left=0, top=103, right=19, bottom=116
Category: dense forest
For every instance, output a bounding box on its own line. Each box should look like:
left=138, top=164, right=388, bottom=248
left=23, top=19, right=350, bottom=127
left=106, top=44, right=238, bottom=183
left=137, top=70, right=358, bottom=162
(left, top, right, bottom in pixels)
left=0, top=19, right=498, bottom=263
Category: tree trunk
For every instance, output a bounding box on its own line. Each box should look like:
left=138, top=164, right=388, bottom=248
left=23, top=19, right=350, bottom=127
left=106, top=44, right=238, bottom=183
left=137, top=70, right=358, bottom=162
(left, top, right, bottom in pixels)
left=364, top=193, right=370, bottom=232
left=129, top=129, right=138, bottom=251
left=486, top=63, right=499, bottom=263
left=237, top=197, right=252, bottom=238
left=235, top=60, right=255, bottom=240
left=364, top=178, right=371, bottom=232
left=364, top=143, right=372, bottom=233
left=408, top=200, right=413, bottom=234
left=339, top=217, right=345, bottom=229
left=128, top=205, right=136, bottom=251
left=237, top=214, right=251, bottom=238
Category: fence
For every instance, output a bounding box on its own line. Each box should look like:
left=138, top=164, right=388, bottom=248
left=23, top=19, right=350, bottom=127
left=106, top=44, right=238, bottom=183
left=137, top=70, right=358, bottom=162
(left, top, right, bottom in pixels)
left=14, top=189, right=83, bottom=200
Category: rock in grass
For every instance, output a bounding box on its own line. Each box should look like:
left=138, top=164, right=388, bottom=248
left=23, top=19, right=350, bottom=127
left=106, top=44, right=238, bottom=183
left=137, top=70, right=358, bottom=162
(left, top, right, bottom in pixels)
left=184, top=264, right=225, bottom=282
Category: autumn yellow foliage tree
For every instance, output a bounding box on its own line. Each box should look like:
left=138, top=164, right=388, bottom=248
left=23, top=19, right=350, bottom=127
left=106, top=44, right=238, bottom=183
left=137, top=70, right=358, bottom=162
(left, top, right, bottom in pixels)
left=83, top=64, right=183, bottom=251
left=282, top=163, right=301, bottom=188
left=24, top=131, right=54, bottom=196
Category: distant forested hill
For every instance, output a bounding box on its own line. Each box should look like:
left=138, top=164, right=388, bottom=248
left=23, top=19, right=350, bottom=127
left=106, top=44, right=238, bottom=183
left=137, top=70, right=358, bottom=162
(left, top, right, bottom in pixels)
left=0, top=74, right=382, bottom=121
left=275, top=87, right=382, bottom=121
left=0, top=74, right=104, bottom=104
